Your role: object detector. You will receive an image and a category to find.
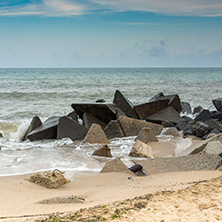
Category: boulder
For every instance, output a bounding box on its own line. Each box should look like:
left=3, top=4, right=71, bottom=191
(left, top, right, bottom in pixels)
left=27, top=116, right=60, bottom=141
left=148, top=92, right=164, bottom=102
left=113, top=90, right=138, bottom=119
left=67, top=111, right=78, bottom=122
left=146, top=106, right=183, bottom=124
left=0, top=133, right=2, bottom=138
left=177, top=134, right=221, bottom=156
left=204, top=141, right=222, bottom=155
left=71, top=103, right=117, bottom=123
left=129, top=140, right=153, bottom=158
left=57, top=116, right=88, bottom=141
left=193, top=106, right=203, bottom=114
left=194, top=122, right=210, bottom=138
left=164, top=94, right=182, bottom=113
left=211, top=111, right=222, bottom=121
left=148, top=93, right=182, bottom=113
left=162, top=127, right=180, bottom=137
left=194, top=109, right=211, bottom=122
left=135, top=154, right=222, bottom=175
left=176, top=119, right=187, bottom=131
left=92, top=145, right=112, bottom=157
left=161, top=120, right=175, bottom=127
left=118, top=116, right=163, bottom=137
left=28, top=170, right=69, bottom=189
left=83, top=112, right=107, bottom=129
left=100, top=158, right=133, bottom=175
left=23, top=116, right=42, bottom=141
left=181, top=101, right=192, bottom=114
left=205, top=119, right=222, bottom=131
left=114, top=107, right=127, bottom=118
left=212, top=98, right=222, bottom=111
left=134, top=98, right=169, bottom=120
left=135, top=127, right=157, bottom=143
left=104, top=120, right=125, bottom=139
left=83, top=124, right=110, bottom=144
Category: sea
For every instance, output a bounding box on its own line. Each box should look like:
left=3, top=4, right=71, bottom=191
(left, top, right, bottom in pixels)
left=0, top=68, right=222, bottom=177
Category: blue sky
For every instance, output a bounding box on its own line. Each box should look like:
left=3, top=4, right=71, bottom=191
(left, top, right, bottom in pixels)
left=0, top=0, right=222, bottom=67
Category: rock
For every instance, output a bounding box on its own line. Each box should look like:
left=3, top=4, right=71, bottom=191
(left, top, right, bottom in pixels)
left=27, top=116, right=60, bottom=141
left=57, top=116, right=88, bottom=141
left=176, top=119, right=187, bottom=131
left=194, top=122, right=210, bottom=138
left=83, top=124, right=110, bottom=144
left=164, top=94, right=182, bottom=113
left=181, top=101, right=192, bottom=114
left=118, top=116, right=163, bottom=137
left=115, top=107, right=127, bottom=118
left=92, top=145, right=112, bottom=157
left=162, top=127, right=180, bottom=137
left=38, top=195, right=84, bottom=204
left=148, top=93, right=182, bottom=113
left=28, top=170, right=69, bottom=189
left=161, top=120, right=175, bottom=127
left=135, top=127, right=157, bottom=143
left=67, top=111, right=78, bottom=122
left=177, top=134, right=221, bottom=156
left=205, top=119, right=222, bottom=131
left=212, top=98, right=222, bottom=111
left=135, top=154, right=222, bottom=175
left=146, top=106, right=183, bottom=124
left=134, top=98, right=169, bottom=120
left=71, top=103, right=117, bottom=123
left=83, top=112, right=107, bottom=129
left=194, top=109, right=211, bottom=122
left=193, top=106, right=203, bottom=114
left=23, top=116, right=42, bottom=141
left=100, top=158, right=133, bottom=175
left=211, top=111, right=222, bottom=121
left=0, top=133, right=2, bottom=138
left=182, top=116, right=194, bottom=123
left=204, top=141, right=222, bottom=155
left=113, top=90, right=138, bottom=119
left=104, top=120, right=125, bottom=139
left=129, top=140, right=153, bottom=158
left=96, top=99, right=105, bottom=103
left=148, top=92, right=164, bottom=102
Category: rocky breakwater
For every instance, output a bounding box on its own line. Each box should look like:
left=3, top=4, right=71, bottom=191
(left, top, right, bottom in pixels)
left=22, top=90, right=222, bottom=177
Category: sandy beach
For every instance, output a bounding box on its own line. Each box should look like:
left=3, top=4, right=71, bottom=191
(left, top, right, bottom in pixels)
left=0, top=169, right=222, bottom=221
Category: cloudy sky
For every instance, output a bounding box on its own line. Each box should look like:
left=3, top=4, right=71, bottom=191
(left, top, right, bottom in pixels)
left=0, top=0, right=222, bottom=67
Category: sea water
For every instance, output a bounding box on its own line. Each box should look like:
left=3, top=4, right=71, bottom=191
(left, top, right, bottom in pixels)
left=0, top=68, right=222, bottom=176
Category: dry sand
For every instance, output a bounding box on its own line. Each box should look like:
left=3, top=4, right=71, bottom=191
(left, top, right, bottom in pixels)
left=0, top=170, right=222, bottom=221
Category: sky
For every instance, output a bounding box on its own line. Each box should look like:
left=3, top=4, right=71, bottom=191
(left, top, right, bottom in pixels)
left=0, top=0, right=222, bottom=68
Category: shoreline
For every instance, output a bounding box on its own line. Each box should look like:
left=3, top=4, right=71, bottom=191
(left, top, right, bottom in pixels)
left=0, top=170, right=222, bottom=221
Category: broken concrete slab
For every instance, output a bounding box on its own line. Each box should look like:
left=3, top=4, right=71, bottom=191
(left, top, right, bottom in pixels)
left=27, top=116, right=60, bottom=141
left=129, top=140, right=153, bottom=158
left=83, top=112, right=107, bottom=129
left=135, top=153, right=222, bottom=175
left=57, top=116, right=88, bottom=141
left=146, top=106, right=183, bottom=124
left=113, top=90, right=138, bottom=119
left=118, top=116, right=163, bottom=137
left=92, top=144, right=112, bottom=157
left=104, top=120, right=125, bottom=139
left=83, top=123, right=110, bottom=144
left=100, top=158, right=133, bottom=175
left=71, top=103, right=117, bottom=123
left=134, top=98, right=169, bottom=120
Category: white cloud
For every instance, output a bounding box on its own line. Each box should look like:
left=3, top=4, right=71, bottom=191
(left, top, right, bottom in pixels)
left=0, top=0, right=222, bottom=17
left=92, top=0, right=222, bottom=17
left=0, top=0, right=86, bottom=17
